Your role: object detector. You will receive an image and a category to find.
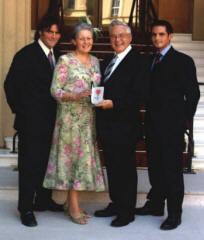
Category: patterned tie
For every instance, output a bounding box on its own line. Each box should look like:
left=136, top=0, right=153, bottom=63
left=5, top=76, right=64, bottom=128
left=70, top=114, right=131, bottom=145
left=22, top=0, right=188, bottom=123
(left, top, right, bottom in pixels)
left=154, top=53, right=162, bottom=65
left=48, top=51, right=55, bottom=71
left=104, top=54, right=118, bottom=82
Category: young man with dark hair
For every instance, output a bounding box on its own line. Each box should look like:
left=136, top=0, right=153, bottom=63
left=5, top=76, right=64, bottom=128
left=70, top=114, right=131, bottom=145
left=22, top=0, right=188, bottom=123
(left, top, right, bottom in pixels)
left=151, top=19, right=173, bottom=34
left=4, top=15, right=63, bottom=227
left=135, top=20, right=200, bottom=230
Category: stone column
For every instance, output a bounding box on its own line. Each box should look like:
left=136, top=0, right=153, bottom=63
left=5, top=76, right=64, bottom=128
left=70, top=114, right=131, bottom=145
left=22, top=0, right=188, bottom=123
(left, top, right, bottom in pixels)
left=193, top=0, right=204, bottom=40
left=0, top=0, right=31, bottom=146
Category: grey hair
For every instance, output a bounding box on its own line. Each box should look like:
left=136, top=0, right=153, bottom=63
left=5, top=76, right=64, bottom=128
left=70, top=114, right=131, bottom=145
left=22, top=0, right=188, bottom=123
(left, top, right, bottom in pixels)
left=72, top=23, right=94, bottom=39
left=109, top=20, right=131, bottom=34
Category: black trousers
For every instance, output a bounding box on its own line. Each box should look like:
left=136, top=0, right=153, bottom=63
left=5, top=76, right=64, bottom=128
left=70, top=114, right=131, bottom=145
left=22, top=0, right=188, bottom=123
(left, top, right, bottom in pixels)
left=146, top=128, right=184, bottom=216
left=101, top=142, right=137, bottom=216
left=18, top=132, right=53, bottom=213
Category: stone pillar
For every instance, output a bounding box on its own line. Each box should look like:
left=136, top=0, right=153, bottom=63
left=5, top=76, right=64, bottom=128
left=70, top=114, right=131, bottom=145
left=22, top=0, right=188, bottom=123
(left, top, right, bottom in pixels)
left=193, top=0, right=204, bottom=40
left=0, top=0, right=31, bottom=146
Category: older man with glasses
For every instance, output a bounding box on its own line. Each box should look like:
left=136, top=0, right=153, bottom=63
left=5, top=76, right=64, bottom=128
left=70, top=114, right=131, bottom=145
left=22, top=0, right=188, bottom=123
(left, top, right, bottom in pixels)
left=94, top=20, right=147, bottom=227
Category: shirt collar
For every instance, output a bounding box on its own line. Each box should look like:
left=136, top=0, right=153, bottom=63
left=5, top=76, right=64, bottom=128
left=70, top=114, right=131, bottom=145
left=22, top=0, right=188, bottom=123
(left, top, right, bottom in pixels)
left=115, top=45, right=132, bottom=60
left=38, top=39, right=54, bottom=57
left=159, top=44, right=171, bottom=56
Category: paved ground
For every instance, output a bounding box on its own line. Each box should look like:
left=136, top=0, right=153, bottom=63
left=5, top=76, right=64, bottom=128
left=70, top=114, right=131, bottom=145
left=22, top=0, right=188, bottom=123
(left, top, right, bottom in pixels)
left=0, top=190, right=204, bottom=240
left=0, top=168, right=204, bottom=240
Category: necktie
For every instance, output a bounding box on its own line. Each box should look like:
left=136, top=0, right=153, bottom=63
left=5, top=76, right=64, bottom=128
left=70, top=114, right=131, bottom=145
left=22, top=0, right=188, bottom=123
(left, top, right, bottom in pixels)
left=48, top=51, right=55, bottom=71
left=104, top=54, right=118, bottom=82
left=154, top=53, right=162, bottom=65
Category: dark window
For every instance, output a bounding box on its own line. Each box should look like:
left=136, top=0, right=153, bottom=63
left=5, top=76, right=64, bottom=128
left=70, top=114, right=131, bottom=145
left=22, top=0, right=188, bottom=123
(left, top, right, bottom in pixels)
left=68, top=0, right=75, bottom=9
left=111, top=0, right=120, bottom=17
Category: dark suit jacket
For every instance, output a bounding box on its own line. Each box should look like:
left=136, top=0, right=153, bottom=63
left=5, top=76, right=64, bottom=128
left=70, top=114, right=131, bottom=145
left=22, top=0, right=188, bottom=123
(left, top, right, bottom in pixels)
left=4, top=41, right=61, bottom=136
left=147, top=47, right=200, bottom=135
left=96, top=48, right=147, bottom=145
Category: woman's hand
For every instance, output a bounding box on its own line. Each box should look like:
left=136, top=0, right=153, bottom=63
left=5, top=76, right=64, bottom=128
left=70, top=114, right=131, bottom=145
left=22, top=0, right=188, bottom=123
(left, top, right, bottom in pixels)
left=77, top=89, right=92, bottom=99
left=62, top=89, right=92, bottom=102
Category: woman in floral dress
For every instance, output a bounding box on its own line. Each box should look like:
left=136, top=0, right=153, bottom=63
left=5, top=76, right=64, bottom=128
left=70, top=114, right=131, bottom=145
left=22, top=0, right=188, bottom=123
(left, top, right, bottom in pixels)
left=43, top=23, right=105, bottom=224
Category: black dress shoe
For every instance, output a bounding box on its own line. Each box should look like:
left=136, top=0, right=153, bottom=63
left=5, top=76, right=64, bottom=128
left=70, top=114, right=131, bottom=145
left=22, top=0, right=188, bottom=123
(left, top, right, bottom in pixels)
left=20, top=212, right=37, bottom=227
left=94, top=203, right=117, bottom=217
left=48, top=200, right=64, bottom=212
left=135, top=201, right=164, bottom=216
left=160, top=216, right=181, bottom=230
left=34, top=199, right=64, bottom=212
left=111, top=215, right=135, bottom=227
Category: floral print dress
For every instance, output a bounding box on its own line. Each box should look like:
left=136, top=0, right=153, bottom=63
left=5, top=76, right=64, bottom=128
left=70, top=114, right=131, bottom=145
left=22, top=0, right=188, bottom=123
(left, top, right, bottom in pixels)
left=43, top=53, right=105, bottom=192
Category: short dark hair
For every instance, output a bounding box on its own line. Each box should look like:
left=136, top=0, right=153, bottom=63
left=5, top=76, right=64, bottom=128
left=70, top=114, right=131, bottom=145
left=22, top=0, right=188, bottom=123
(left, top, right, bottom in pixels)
left=34, top=15, right=61, bottom=41
left=151, top=20, right=173, bottom=34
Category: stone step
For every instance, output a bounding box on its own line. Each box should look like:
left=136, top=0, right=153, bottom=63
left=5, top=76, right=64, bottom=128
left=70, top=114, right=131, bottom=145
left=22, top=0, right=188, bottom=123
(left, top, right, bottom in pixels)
left=193, top=130, right=204, bottom=141
left=198, top=100, right=204, bottom=105
left=197, top=72, right=204, bottom=78
left=195, top=103, right=204, bottom=110
left=194, top=58, right=204, bottom=67
left=194, top=118, right=204, bottom=129
left=192, top=157, right=204, bottom=169
left=194, top=141, right=204, bottom=157
left=198, top=77, right=204, bottom=84
left=180, top=50, right=204, bottom=58
left=172, top=33, right=192, bottom=42
left=196, top=64, right=204, bottom=69
left=194, top=125, right=204, bottom=132
left=4, top=136, right=18, bottom=152
left=198, top=94, right=204, bottom=101
left=195, top=108, right=204, bottom=115
left=172, top=42, right=204, bottom=51
left=0, top=148, right=189, bottom=170
left=195, top=113, right=204, bottom=119
left=0, top=149, right=17, bottom=167
left=199, top=85, right=204, bottom=92
left=197, top=67, right=204, bottom=75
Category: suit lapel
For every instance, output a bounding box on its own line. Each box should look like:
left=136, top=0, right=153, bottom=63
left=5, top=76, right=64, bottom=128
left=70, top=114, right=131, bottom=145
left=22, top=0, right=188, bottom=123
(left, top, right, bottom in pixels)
left=103, top=49, right=134, bottom=85
left=151, top=47, right=175, bottom=76
left=34, top=42, right=54, bottom=74
left=156, top=47, right=175, bottom=67
left=101, top=55, right=114, bottom=85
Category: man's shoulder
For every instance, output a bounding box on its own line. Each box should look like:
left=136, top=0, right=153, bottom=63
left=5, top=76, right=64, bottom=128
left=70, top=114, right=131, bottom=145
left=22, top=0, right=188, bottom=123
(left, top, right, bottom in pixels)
left=130, top=47, right=141, bottom=55
left=129, top=47, right=142, bottom=56
left=125, top=48, right=143, bottom=64
left=171, top=48, right=194, bottom=64
left=15, top=41, right=39, bottom=59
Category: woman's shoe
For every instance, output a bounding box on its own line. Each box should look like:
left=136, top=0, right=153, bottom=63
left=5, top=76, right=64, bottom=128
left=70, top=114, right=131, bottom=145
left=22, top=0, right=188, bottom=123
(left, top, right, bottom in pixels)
left=69, top=213, right=87, bottom=225
left=64, top=204, right=91, bottom=218
left=82, top=210, right=91, bottom=219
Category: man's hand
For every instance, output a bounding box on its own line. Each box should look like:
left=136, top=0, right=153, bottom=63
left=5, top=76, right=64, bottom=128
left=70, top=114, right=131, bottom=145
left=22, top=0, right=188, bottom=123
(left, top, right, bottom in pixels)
left=95, top=100, right=114, bottom=109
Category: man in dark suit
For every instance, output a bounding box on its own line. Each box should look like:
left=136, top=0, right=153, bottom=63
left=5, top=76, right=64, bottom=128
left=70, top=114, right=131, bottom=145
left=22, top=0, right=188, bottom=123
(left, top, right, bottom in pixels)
left=135, top=20, right=200, bottom=230
left=4, top=15, right=63, bottom=227
left=94, top=20, right=146, bottom=227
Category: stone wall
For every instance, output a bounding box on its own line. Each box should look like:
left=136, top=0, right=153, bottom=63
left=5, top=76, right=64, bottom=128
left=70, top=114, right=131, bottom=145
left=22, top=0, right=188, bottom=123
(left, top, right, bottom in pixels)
left=0, top=0, right=31, bottom=146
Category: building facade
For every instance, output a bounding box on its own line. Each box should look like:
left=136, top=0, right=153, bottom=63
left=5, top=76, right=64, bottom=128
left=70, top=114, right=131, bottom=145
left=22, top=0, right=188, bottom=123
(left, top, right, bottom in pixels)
left=0, top=0, right=204, bottom=147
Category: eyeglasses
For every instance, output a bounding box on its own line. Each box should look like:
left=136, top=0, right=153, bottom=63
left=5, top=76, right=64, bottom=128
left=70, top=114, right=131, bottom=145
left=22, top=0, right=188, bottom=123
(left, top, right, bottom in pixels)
left=110, top=33, right=129, bottom=40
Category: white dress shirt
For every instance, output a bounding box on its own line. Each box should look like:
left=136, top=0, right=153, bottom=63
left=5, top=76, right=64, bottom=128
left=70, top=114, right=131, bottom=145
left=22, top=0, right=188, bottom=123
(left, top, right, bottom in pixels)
left=38, top=39, right=56, bottom=66
left=107, top=45, right=132, bottom=79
